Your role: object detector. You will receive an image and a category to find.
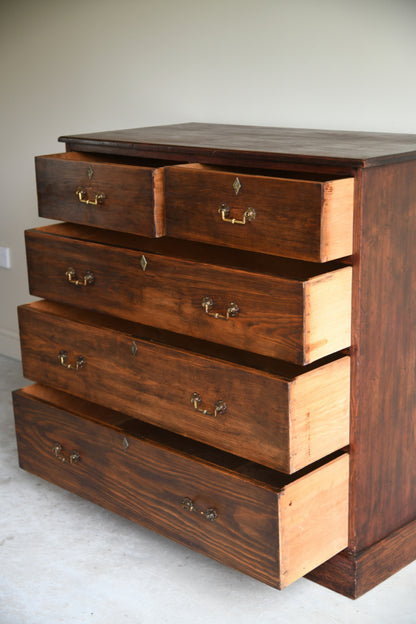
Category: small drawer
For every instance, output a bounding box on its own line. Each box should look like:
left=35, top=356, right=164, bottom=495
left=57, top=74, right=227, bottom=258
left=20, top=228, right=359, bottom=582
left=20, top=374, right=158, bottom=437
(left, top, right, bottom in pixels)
left=164, top=164, right=354, bottom=262
left=35, top=152, right=165, bottom=237
left=18, top=301, right=350, bottom=474
left=25, top=224, right=352, bottom=365
left=13, top=384, right=349, bottom=589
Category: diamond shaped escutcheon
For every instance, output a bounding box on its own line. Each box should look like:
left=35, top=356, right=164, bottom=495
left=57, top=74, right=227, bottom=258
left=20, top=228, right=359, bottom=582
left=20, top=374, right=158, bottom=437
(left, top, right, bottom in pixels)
left=140, top=255, right=148, bottom=271
left=233, top=177, right=242, bottom=195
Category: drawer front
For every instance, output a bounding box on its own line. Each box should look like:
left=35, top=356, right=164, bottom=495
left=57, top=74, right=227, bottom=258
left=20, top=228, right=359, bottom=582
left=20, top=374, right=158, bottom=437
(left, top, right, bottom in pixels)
left=35, top=152, right=165, bottom=237
left=13, top=384, right=349, bottom=589
left=164, top=164, right=354, bottom=262
left=18, top=301, right=350, bottom=474
left=26, top=227, right=352, bottom=365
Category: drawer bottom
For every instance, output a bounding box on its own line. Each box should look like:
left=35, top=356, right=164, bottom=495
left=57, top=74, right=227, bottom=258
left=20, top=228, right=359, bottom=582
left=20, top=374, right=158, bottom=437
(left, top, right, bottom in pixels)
left=13, top=384, right=349, bottom=589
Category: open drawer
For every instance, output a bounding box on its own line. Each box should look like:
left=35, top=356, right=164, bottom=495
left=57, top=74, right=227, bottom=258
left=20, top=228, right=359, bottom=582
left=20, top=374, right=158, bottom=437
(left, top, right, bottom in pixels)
left=35, top=152, right=166, bottom=237
left=25, top=223, right=352, bottom=365
left=164, top=163, right=354, bottom=262
left=18, top=300, right=350, bottom=474
left=13, top=384, right=349, bottom=589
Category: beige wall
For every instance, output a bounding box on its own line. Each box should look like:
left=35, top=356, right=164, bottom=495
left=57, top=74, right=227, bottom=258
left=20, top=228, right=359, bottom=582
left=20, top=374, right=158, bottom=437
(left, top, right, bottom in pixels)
left=1, top=0, right=416, bottom=358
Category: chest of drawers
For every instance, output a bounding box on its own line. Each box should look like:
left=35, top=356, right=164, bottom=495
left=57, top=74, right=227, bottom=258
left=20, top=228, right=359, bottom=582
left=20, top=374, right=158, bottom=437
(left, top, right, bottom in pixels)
left=13, top=123, right=416, bottom=598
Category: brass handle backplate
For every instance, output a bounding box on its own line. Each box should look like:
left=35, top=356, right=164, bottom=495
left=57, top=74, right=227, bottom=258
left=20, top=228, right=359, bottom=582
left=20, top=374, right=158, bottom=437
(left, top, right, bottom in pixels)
left=52, top=442, right=80, bottom=465
left=59, top=350, right=86, bottom=370
left=75, top=186, right=106, bottom=206
left=65, top=267, right=95, bottom=287
left=201, top=296, right=239, bottom=320
left=190, top=392, right=227, bottom=417
left=218, top=204, right=256, bottom=225
left=182, top=497, right=218, bottom=522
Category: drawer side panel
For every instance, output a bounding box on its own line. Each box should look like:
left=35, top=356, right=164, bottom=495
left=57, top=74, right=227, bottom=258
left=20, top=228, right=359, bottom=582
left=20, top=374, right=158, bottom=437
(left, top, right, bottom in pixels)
left=278, top=454, right=349, bottom=588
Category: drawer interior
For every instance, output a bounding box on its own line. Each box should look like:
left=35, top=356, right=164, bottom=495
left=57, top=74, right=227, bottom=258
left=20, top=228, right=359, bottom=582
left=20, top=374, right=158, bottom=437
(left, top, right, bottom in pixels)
left=167, top=161, right=353, bottom=182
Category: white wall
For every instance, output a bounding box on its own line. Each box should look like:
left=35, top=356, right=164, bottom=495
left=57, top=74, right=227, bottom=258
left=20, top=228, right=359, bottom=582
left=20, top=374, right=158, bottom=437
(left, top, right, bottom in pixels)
left=2, top=0, right=416, bottom=359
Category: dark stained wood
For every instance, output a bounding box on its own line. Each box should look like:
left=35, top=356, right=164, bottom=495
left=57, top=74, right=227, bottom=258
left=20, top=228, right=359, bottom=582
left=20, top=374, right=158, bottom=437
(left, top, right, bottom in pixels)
left=307, top=550, right=357, bottom=598
left=12, top=383, right=345, bottom=484
left=25, top=225, right=351, bottom=364
left=12, top=384, right=349, bottom=588
left=307, top=517, right=416, bottom=598
left=35, top=152, right=165, bottom=237
left=309, top=156, right=416, bottom=593
left=58, top=123, right=416, bottom=169
left=15, top=122, right=416, bottom=596
left=26, top=221, right=348, bottom=279
left=348, top=160, right=416, bottom=551
left=164, top=164, right=353, bottom=262
left=17, top=300, right=349, bottom=473
left=13, top=384, right=281, bottom=587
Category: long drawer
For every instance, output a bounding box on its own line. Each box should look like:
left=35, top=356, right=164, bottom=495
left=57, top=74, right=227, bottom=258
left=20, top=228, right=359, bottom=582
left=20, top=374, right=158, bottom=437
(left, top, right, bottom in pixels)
left=25, top=223, right=352, bottom=365
left=13, top=384, right=349, bottom=589
left=35, top=152, right=166, bottom=237
left=164, top=163, right=354, bottom=262
left=18, top=301, right=350, bottom=474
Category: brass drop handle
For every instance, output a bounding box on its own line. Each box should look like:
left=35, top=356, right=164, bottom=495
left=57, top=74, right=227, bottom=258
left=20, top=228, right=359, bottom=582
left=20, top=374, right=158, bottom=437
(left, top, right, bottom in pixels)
left=201, top=296, right=239, bottom=320
left=182, top=497, right=218, bottom=522
left=190, top=392, right=227, bottom=417
left=59, top=350, right=86, bottom=371
left=52, top=442, right=80, bottom=465
left=75, top=186, right=106, bottom=206
left=218, top=203, right=256, bottom=225
left=65, top=267, right=95, bottom=287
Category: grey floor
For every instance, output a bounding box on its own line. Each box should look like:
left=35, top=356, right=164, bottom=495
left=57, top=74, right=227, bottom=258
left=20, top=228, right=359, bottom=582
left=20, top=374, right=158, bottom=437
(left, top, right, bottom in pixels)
left=1, top=354, right=416, bottom=624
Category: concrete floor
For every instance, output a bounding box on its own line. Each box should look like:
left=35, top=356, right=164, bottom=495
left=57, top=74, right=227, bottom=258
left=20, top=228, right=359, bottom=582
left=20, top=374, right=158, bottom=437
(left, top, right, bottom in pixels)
left=1, top=353, right=416, bottom=624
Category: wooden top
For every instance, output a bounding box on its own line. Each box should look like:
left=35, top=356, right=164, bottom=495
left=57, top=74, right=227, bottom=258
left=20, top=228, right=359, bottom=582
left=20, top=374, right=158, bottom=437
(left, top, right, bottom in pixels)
left=59, top=123, right=416, bottom=169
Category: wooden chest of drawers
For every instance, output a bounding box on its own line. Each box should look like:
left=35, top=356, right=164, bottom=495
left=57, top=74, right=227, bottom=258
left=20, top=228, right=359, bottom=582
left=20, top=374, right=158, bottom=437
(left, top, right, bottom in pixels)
left=13, top=123, right=416, bottom=598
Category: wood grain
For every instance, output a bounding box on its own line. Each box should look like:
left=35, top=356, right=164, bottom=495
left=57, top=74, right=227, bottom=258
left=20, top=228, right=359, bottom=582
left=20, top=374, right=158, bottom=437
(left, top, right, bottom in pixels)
left=289, top=357, right=350, bottom=473
left=321, top=177, right=354, bottom=261
left=13, top=384, right=349, bottom=588
left=25, top=225, right=351, bottom=364
left=19, top=123, right=416, bottom=596
left=58, top=122, right=416, bottom=169
left=35, top=152, right=164, bottom=237
left=18, top=300, right=350, bottom=473
left=13, top=385, right=280, bottom=586
left=152, top=166, right=166, bottom=236
left=307, top=516, right=416, bottom=598
left=304, top=267, right=352, bottom=363
left=279, top=454, right=349, bottom=588
left=164, top=164, right=354, bottom=262
left=348, top=160, right=416, bottom=551
left=309, top=155, right=416, bottom=595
